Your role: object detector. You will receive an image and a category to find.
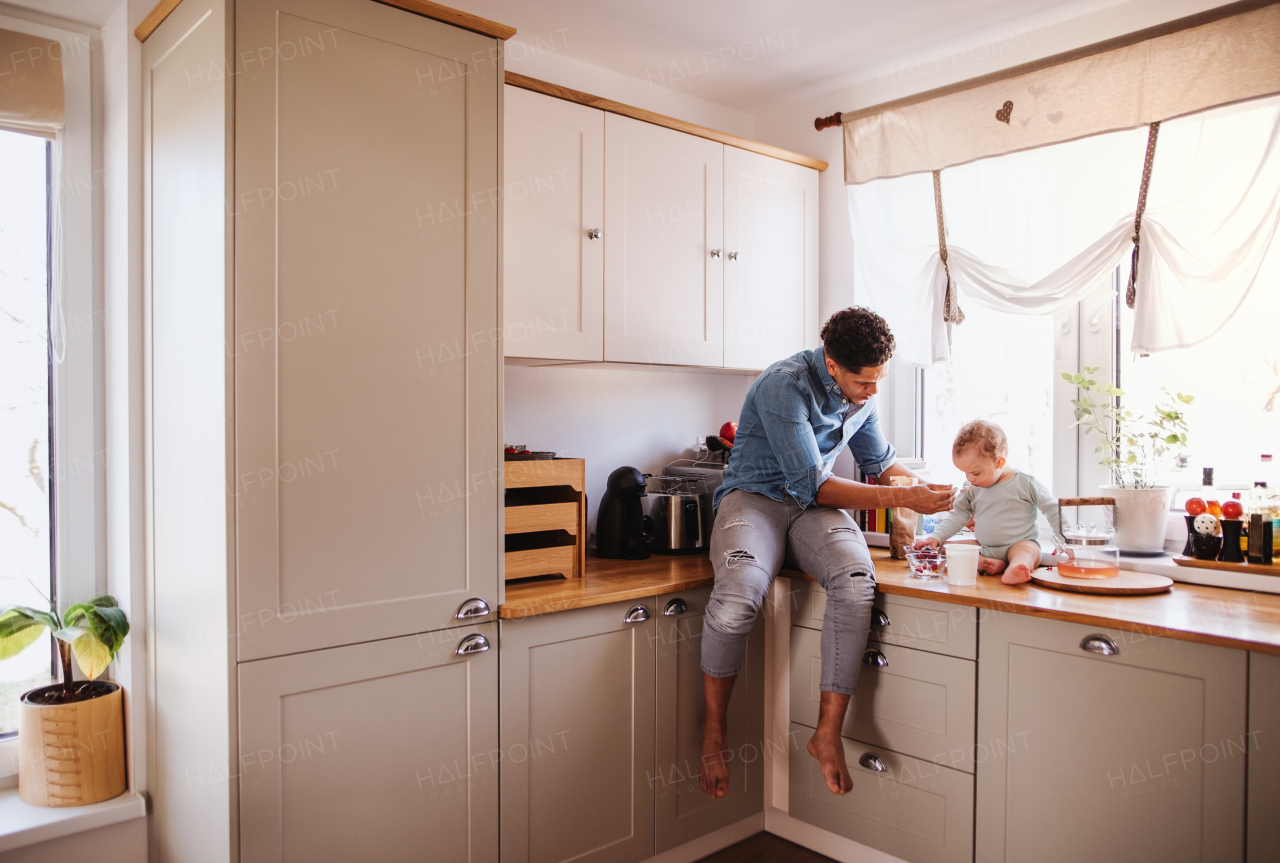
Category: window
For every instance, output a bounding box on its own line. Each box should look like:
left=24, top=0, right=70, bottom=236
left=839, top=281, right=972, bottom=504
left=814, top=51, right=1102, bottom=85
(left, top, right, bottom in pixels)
left=0, top=129, right=54, bottom=735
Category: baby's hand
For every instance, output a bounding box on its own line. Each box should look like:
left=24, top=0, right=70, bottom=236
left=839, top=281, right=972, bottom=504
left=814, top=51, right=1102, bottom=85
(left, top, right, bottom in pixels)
left=913, top=537, right=940, bottom=551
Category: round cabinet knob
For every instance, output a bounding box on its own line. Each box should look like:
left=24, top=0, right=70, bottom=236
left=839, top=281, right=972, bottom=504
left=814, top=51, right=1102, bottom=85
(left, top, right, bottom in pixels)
left=727, top=251, right=738, bottom=261
left=624, top=605, right=650, bottom=623
left=587, top=228, right=601, bottom=240
left=1080, top=634, right=1120, bottom=656
left=858, top=752, right=887, bottom=773
left=871, top=607, right=890, bottom=628
left=455, top=633, right=490, bottom=656
left=709, top=249, right=722, bottom=258
left=662, top=598, right=687, bottom=617
left=455, top=598, right=491, bottom=620
left=863, top=649, right=888, bottom=667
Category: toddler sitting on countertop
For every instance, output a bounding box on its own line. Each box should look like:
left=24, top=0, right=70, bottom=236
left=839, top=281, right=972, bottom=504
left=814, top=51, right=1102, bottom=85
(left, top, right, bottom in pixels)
left=914, top=419, right=1060, bottom=585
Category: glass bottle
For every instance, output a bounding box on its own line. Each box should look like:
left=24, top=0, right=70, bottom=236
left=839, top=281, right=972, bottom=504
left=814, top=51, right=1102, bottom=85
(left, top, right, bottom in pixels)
left=1202, top=467, right=1222, bottom=518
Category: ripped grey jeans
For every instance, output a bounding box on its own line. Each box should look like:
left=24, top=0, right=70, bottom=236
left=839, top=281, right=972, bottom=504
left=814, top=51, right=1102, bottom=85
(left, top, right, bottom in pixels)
left=702, top=489, right=876, bottom=695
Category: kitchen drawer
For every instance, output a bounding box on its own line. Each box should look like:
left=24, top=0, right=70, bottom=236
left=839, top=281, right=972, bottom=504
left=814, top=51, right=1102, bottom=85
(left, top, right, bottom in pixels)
left=790, top=580, right=976, bottom=660
left=505, top=545, right=576, bottom=580
left=790, top=626, right=976, bottom=773
left=506, top=502, right=579, bottom=534
left=788, top=722, right=974, bottom=863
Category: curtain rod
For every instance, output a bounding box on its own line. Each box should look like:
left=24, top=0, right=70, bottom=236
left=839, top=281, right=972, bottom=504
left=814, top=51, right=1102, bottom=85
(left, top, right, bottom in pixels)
left=814, top=0, right=1278, bottom=131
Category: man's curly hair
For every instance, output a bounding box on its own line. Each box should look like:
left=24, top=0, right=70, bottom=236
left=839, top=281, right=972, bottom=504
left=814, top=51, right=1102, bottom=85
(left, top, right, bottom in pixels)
left=820, top=307, right=896, bottom=372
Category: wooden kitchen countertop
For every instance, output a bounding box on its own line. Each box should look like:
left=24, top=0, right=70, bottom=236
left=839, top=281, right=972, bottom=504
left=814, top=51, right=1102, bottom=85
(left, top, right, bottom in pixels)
left=499, top=549, right=1280, bottom=655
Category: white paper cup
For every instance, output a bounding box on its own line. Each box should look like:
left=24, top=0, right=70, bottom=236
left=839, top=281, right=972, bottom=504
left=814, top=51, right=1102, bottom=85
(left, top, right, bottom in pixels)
left=945, top=544, right=979, bottom=586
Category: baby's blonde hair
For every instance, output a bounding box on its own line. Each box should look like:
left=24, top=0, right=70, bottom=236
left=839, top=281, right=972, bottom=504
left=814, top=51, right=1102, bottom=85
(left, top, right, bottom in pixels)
left=953, top=419, right=1008, bottom=461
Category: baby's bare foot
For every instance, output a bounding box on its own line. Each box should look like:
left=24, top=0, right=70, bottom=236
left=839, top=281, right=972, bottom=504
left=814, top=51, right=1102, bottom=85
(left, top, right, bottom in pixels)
left=979, top=556, right=1007, bottom=575
left=1002, top=563, right=1032, bottom=585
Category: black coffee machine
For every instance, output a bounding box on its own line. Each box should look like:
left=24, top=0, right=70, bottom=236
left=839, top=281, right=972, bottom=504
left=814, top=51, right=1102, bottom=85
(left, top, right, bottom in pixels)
left=593, top=466, right=650, bottom=559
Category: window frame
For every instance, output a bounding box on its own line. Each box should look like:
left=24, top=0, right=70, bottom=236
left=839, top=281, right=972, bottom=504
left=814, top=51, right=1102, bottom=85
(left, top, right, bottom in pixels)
left=0, top=10, right=102, bottom=779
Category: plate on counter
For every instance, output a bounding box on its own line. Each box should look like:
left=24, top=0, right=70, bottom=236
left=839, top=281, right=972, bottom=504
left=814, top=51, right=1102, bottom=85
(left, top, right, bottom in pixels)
left=1030, top=567, right=1173, bottom=596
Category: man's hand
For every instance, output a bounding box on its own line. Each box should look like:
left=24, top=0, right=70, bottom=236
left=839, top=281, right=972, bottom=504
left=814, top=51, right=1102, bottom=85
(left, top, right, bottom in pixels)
left=905, top=484, right=958, bottom=514
left=913, top=537, right=940, bottom=550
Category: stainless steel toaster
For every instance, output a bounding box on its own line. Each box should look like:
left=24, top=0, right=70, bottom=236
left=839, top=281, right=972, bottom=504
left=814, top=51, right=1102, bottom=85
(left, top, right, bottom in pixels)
left=642, top=476, right=704, bottom=554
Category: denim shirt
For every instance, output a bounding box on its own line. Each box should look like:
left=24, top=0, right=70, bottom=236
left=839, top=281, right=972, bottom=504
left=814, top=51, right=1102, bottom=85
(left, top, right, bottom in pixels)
left=714, top=347, right=897, bottom=511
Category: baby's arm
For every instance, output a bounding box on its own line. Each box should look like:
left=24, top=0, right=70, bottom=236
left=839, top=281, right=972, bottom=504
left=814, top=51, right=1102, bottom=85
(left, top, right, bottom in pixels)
left=926, top=486, right=975, bottom=545
left=1027, top=475, right=1064, bottom=544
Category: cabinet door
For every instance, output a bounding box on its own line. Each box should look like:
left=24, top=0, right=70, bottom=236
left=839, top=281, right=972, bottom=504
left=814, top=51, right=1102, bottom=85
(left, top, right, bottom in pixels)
left=604, top=114, right=723, bottom=366
left=722, top=149, right=818, bottom=371
left=976, top=614, right=1247, bottom=863
left=500, top=601, right=657, bottom=863
left=1249, top=652, right=1280, bottom=863
left=654, top=588, right=764, bottom=852
left=238, top=624, right=498, bottom=863
left=503, top=86, right=604, bottom=360
left=235, top=0, right=500, bottom=660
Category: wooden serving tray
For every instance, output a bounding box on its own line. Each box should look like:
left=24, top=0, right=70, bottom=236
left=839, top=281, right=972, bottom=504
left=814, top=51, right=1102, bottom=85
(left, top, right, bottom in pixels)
left=1030, top=567, right=1173, bottom=595
left=1173, top=556, right=1280, bottom=576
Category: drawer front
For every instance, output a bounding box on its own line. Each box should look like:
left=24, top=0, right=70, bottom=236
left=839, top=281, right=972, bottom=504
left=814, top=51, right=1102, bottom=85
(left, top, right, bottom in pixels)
left=790, top=580, right=976, bottom=660
left=505, top=545, right=575, bottom=580
left=788, top=722, right=974, bottom=863
left=790, top=626, right=976, bottom=773
left=506, top=502, right=579, bottom=535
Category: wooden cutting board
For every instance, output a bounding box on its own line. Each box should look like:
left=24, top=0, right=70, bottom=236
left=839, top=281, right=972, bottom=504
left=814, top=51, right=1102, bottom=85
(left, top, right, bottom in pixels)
left=1030, top=567, right=1173, bottom=595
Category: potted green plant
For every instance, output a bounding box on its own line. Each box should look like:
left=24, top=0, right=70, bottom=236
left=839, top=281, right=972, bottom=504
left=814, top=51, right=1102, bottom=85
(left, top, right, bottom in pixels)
left=0, top=595, right=130, bottom=807
left=1062, top=367, right=1193, bottom=554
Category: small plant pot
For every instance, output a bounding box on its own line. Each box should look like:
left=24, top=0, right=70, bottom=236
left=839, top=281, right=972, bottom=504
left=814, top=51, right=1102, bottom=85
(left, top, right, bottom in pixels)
left=18, top=681, right=126, bottom=807
left=1103, top=485, right=1173, bottom=555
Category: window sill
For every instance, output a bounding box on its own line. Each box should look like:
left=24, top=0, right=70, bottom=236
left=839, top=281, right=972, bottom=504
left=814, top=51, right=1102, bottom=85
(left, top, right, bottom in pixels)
left=1123, top=554, right=1280, bottom=595
left=0, top=789, right=145, bottom=853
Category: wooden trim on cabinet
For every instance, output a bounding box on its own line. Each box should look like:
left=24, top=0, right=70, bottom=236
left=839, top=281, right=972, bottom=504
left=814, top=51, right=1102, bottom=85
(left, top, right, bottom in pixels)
left=135, top=0, right=183, bottom=41
left=505, top=71, right=829, bottom=172
left=375, top=0, right=516, bottom=40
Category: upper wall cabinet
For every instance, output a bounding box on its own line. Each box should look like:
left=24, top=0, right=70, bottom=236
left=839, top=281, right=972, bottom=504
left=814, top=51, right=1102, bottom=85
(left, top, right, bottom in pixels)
left=723, top=148, right=819, bottom=370
left=502, top=85, right=820, bottom=371
left=503, top=85, right=604, bottom=361
left=603, top=113, right=725, bottom=367
left=233, top=0, right=501, bottom=660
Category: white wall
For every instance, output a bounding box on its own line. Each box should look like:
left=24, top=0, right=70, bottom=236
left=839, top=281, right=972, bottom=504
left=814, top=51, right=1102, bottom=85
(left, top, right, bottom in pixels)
left=504, top=363, right=753, bottom=540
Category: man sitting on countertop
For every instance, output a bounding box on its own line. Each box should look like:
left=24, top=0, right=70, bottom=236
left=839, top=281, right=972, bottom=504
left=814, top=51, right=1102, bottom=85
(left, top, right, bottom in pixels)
left=699, top=307, right=957, bottom=798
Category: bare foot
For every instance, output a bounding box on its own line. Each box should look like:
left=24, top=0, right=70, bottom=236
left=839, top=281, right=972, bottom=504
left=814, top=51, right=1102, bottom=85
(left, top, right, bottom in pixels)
left=806, top=730, right=853, bottom=795
left=1002, top=563, right=1032, bottom=585
left=699, top=720, right=730, bottom=798
left=979, top=556, right=1007, bottom=575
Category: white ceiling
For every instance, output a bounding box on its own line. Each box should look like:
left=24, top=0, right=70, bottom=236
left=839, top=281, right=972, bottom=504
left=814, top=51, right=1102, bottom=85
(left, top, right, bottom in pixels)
left=453, top=0, right=1134, bottom=110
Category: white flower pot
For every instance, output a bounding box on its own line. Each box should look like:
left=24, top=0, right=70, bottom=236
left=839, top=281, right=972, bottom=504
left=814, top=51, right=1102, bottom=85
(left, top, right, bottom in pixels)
left=1103, top=485, right=1173, bottom=555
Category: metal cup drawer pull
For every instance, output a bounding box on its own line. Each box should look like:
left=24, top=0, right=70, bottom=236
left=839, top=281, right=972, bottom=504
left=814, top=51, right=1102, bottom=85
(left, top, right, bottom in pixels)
left=871, top=607, right=890, bottom=627
left=455, top=597, right=491, bottom=620
left=624, top=604, right=650, bottom=623
left=1080, top=633, right=1120, bottom=656
left=858, top=752, right=887, bottom=773
left=662, top=598, right=687, bottom=617
left=455, top=633, right=490, bottom=656
left=863, top=648, right=888, bottom=667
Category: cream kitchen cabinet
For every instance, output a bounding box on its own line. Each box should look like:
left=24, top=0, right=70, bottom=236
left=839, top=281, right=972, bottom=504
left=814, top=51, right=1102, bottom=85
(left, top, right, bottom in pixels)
left=143, top=0, right=505, bottom=860
left=975, top=614, right=1247, bottom=863
left=722, top=147, right=819, bottom=370
left=238, top=625, right=498, bottom=863
left=500, top=600, right=658, bottom=863
left=503, top=85, right=605, bottom=361
left=1249, top=652, right=1280, bottom=863
left=654, top=588, right=765, bottom=852
left=604, top=113, right=725, bottom=367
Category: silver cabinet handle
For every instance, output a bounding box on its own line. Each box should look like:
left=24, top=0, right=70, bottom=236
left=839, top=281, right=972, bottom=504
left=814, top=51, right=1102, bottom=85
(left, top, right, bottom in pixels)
left=871, top=607, right=890, bottom=628
left=455, top=633, right=490, bottom=655
left=587, top=228, right=601, bottom=240
left=727, top=251, right=738, bottom=261
left=455, top=598, right=491, bottom=620
left=1080, top=634, right=1120, bottom=656
left=709, top=249, right=721, bottom=258
left=663, top=598, right=687, bottom=616
left=624, top=604, right=650, bottom=623
left=858, top=752, right=887, bottom=773
left=863, top=649, right=888, bottom=667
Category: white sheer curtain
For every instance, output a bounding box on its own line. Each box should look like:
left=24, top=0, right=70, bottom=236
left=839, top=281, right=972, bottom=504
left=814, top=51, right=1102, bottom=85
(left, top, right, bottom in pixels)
left=851, top=94, right=1280, bottom=365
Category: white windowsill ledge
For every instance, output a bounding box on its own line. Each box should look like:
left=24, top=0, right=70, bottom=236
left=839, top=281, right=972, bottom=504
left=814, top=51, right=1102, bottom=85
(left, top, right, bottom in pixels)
left=1123, top=553, right=1280, bottom=595
left=0, top=789, right=146, bottom=853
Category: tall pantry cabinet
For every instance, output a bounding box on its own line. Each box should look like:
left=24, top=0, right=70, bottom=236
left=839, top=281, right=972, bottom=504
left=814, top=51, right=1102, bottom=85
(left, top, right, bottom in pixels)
left=142, top=1, right=506, bottom=860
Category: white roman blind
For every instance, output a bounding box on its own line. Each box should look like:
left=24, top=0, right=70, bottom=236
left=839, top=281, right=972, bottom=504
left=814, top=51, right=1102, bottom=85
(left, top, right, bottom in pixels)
left=0, top=25, right=65, bottom=138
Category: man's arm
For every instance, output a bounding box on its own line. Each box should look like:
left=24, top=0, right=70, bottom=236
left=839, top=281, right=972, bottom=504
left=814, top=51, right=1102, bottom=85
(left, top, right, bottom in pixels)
left=815, top=470, right=957, bottom=513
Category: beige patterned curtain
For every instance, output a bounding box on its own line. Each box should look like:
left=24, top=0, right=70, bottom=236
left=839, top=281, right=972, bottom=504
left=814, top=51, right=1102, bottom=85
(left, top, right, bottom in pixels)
left=843, top=3, right=1280, bottom=184
left=0, top=26, right=65, bottom=138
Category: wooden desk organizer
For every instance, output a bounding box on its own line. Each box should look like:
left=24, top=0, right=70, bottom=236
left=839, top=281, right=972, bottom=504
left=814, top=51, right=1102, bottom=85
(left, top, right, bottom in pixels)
left=504, top=458, right=586, bottom=581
